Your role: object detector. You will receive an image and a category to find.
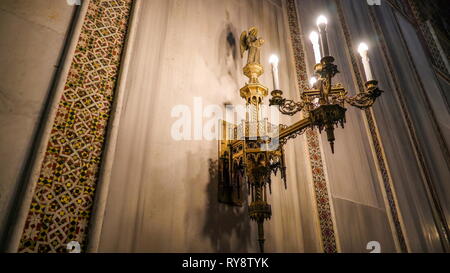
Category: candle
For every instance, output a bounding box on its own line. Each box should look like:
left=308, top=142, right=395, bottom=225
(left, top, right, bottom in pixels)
left=309, top=31, right=321, bottom=64
left=269, top=54, right=280, bottom=90
left=264, top=117, right=268, bottom=135
left=358, top=43, right=374, bottom=81
left=317, top=15, right=330, bottom=57
left=309, top=76, right=317, bottom=88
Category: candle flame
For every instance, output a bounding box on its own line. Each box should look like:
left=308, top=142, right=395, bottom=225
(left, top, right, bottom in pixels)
left=317, top=15, right=328, bottom=26
left=358, top=43, right=369, bottom=55
left=269, top=54, right=279, bottom=65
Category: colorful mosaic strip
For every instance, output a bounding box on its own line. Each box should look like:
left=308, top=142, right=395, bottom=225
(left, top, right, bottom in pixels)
left=334, top=0, right=408, bottom=252
left=286, top=0, right=338, bottom=253
left=19, top=0, right=133, bottom=253
left=305, top=130, right=339, bottom=253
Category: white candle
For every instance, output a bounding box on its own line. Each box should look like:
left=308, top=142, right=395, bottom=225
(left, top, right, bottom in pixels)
left=358, top=43, right=374, bottom=81
left=317, top=15, right=330, bottom=57
left=269, top=54, right=280, bottom=90
left=264, top=117, right=268, bottom=135
left=309, top=76, right=317, bottom=88
left=309, top=31, right=322, bottom=64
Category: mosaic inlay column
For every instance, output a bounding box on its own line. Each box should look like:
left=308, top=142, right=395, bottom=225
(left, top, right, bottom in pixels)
left=334, top=0, right=408, bottom=252
left=286, top=0, right=338, bottom=253
left=19, top=0, right=133, bottom=253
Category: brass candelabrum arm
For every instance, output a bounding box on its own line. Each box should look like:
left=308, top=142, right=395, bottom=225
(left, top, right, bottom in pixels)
left=342, top=80, right=384, bottom=110
left=268, top=56, right=384, bottom=153
left=269, top=56, right=340, bottom=116
left=269, top=90, right=306, bottom=116
left=278, top=118, right=311, bottom=146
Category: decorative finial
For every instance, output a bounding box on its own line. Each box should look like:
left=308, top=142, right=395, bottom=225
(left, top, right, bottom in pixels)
left=240, top=27, right=265, bottom=83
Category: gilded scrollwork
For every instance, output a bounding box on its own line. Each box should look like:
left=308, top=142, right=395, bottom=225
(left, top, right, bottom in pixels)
left=219, top=23, right=384, bottom=253
left=278, top=99, right=305, bottom=116
left=342, top=82, right=384, bottom=109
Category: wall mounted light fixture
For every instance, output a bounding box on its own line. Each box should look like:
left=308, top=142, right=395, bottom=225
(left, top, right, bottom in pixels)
left=218, top=16, right=383, bottom=253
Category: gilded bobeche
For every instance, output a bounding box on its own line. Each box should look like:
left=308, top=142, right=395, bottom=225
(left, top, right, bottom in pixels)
left=240, top=27, right=265, bottom=65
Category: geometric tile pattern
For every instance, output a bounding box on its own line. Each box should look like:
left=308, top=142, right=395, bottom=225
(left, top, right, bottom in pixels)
left=19, top=0, right=133, bottom=253
left=335, top=0, right=408, bottom=252
left=286, top=0, right=338, bottom=253
left=305, top=130, right=339, bottom=253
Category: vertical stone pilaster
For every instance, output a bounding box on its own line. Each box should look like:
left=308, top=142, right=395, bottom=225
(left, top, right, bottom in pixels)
left=286, top=0, right=338, bottom=253
left=335, top=0, right=408, bottom=252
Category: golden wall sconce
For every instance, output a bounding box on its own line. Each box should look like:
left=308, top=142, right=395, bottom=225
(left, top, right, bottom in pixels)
left=218, top=16, right=383, bottom=253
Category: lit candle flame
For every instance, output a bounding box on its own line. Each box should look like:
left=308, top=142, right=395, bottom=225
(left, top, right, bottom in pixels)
left=358, top=43, right=369, bottom=56
left=317, top=15, right=328, bottom=26
left=269, top=54, right=279, bottom=65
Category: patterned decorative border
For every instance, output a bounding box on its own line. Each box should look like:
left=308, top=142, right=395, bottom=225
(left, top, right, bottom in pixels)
left=286, top=0, right=338, bottom=253
left=334, top=0, right=408, bottom=252
left=18, top=0, right=133, bottom=253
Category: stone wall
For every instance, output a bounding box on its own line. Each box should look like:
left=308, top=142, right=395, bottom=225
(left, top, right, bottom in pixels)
left=0, top=0, right=75, bottom=246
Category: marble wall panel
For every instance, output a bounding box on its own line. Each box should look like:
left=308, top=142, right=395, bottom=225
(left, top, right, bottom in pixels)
left=395, top=13, right=450, bottom=227
left=0, top=0, right=75, bottom=243
left=294, top=0, right=396, bottom=252
left=96, top=0, right=449, bottom=252
left=333, top=197, right=396, bottom=252
left=372, top=4, right=447, bottom=252
left=97, top=0, right=320, bottom=252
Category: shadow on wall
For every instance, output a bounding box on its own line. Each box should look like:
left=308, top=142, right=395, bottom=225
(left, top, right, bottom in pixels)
left=202, top=159, right=253, bottom=252
left=218, top=24, right=241, bottom=85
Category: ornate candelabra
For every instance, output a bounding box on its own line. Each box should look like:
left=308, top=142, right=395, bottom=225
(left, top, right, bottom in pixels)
left=270, top=54, right=383, bottom=153
left=218, top=17, right=383, bottom=253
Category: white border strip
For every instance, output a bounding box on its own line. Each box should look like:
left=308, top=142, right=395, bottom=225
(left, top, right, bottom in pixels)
left=86, top=0, right=142, bottom=253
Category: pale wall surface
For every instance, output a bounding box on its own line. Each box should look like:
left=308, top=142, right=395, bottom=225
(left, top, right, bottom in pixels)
left=97, top=0, right=322, bottom=253
left=0, top=0, right=75, bottom=239
left=96, top=0, right=450, bottom=253
left=295, top=0, right=450, bottom=252
left=2, top=0, right=448, bottom=253
left=295, top=0, right=397, bottom=253
left=373, top=4, right=450, bottom=252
